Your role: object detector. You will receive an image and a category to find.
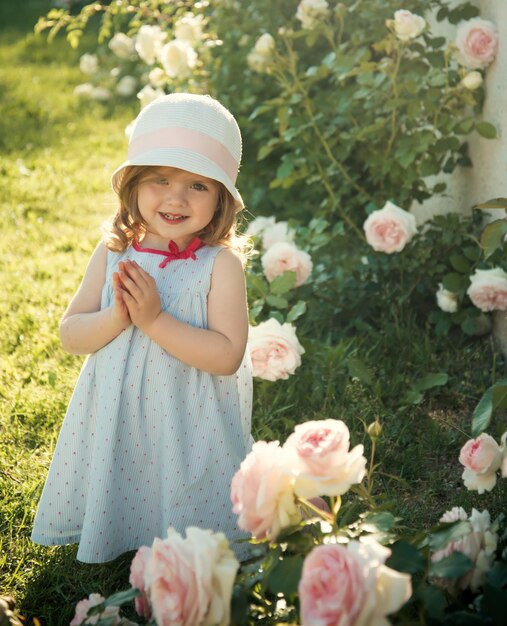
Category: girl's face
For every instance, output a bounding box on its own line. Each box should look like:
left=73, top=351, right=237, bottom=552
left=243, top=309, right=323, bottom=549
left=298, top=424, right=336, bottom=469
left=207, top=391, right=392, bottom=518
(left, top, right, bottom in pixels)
left=136, top=166, right=220, bottom=249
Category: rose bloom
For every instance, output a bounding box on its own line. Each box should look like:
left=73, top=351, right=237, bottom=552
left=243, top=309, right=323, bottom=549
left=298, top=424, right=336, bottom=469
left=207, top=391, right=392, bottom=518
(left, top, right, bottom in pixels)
left=90, top=86, right=112, bottom=102
left=108, top=32, right=135, bottom=59
left=248, top=318, right=305, bottom=382
left=456, top=18, right=498, bottom=70
left=262, top=241, right=313, bottom=287
left=79, top=53, right=98, bottom=75
left=149, top=67, right=167, bottom=88
left=137, top=84, right=164, bottom=109
left=459, top=433, right=502, bottom=494
left=296, top=0, right=329, bottom=30
left=393, top=10, right=426, bottom=41
left=431, top=507, right=498, bottom=591
left=363, top=201, right=417, bottom=253
left=135, top=24, right=167, bottom=65
left=247, top=49, right=271, bottom=73
left=462, top=70, right=483, bottom=90
left=174, top=12, right=205, bottom=44
left=436, top=283, right=458, bottom=313
left=130, top=545, right=152, bottom=619
left=231, top=441, right=301, bottom=539
left=74, top=83, right=94, bottom=99
left=115, top=75, right=137, bottom=98
left=246, top=215, right=276, bottom=237
left=262, top=220, right=295, bottom=249
left=159, top=39, right=198, bottom=78
left=143, top=527, right=239, bottom=626
left=283, top=419, right=366, bottom=498
left=255, top=33, right=275, bottom=56
left=70, top=593, right=121, bottom=626
left=299, top=541, right=412, bottom=626
left=467, top=267, right=507, bottom=312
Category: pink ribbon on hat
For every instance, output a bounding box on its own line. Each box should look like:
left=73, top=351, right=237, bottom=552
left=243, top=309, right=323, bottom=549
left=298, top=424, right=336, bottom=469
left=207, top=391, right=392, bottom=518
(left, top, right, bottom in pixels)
left=133, top=237, right=204, bottom=268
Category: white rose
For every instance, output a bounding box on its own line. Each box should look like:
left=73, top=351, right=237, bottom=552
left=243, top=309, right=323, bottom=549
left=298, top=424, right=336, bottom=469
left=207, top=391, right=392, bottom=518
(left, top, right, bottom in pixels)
left=467, top=267, right=507, bottom=312
left=148, top=67, right=167, bottom=88
left=246, top=216, right=276, bottom=237
left=108, top=32, right=135, bottom=59
left=135, top=24, right=167, bottom=65
left=137, top=84, right=164, bottom=109
left=90, top=86, right=112, bottom=102
left=248, top=318, right=305, bottom=381
left=262, top=221, right=295, bottom=249
left=115, top=75, right=137, bottom=97
left=462, top=467, right=497, bottom=494
left=436, top=283, right=458, bottom=313
left=254, top=33, right=275, bottom=56
left=159, top=39, right=197, bottom=78
left=363, top=201, right=417, bottom=253
left=261, top=241, right=313, bottom=287
left=247, top=50, right=270, bottom=73
left=79, top=53, right=98, bottom=75
left=461, top=70, right=483, bottom=90
left=392, top=10, right=426, bottom=41
left=296, top=0, right=329, bottom=30
left=174, top=12, right=205, bottom=44
left=73, top=83, right=94, bottom=98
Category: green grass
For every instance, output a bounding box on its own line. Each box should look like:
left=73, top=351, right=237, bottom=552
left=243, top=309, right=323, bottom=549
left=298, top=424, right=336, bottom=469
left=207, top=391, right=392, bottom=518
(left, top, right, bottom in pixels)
left=1, top=2, right=506, bottom=624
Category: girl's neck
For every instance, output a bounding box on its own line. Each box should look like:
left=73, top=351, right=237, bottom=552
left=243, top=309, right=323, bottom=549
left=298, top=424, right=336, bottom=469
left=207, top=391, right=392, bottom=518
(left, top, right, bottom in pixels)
left=138, top=231, right=198, bottom=252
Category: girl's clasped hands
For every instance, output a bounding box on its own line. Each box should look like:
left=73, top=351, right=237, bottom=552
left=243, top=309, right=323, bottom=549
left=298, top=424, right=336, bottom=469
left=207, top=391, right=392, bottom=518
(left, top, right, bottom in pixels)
left=112, top=260, right=162, bottom=332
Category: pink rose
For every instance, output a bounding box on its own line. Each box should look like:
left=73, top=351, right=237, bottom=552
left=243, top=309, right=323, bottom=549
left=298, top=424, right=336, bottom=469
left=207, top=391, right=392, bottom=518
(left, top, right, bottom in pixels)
left=248, top=318, right=305, bottom=381
left=261, top=241, right=313, bottom=287
left=70, top=594, right=121, bottom=626
left=456, top=18, right=498, bottom=70
left=467, top=267, right=507, bottom=312
left=363, top=201, right=417, bottom=253
left=299, top=541, right=412, bottom=626
left=261, top=221, right=295, bottom=249
left=143, top=527, right=239, bottom=626
left=129, top=545, right=152, bottom=619
left=231, top=441, right=301, bottom=539
left=459, top=433, right=502, bottom=494
left=283, top=419, right=366, bottom=498
left=431, top=508, right=498, bottom=591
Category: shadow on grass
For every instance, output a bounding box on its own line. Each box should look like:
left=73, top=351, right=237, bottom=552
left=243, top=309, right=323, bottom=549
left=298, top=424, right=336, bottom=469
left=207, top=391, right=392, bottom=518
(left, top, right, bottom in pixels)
left=22, top=545, right=136, bottom=626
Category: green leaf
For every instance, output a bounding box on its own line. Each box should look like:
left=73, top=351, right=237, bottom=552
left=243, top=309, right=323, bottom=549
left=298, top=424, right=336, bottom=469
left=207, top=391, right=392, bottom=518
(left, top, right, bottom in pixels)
left=429, top=551, right=473, bottom=579
left=276, top=159, right=294, bottom=180
left=286, top=300, right=307, bottom=322
left=450, top=254, right=471, bottom=273
left=476, top=121, right=497, bottom=139
left=104, top=588, right=140, bottom=607
left=403, top=390, right=423, bottom=405
left=267, top=555, right=304, bottom=596
left=269, top=271, right=297, bottom=295
left=492, top=383, right=507, bottom=409
left=463, top=245, right=481, bottom=262
left=266, top=294, right=289, bottom=309
left=386, top=540, right=426, bottom=574
left=413, top=372, right=448, bottom=392
left=347, top=357, right=374, bottom=387
left=419, top=586, right=447, bottom=620
left=480, top=219, right=507, bottom=259
left=475, top=198, right=507, bottom=210
left=363, top=511, right=395, bottom=532
left=442, top=272, right=467, bottom=292
left=472, top=387, right=493, bottom=436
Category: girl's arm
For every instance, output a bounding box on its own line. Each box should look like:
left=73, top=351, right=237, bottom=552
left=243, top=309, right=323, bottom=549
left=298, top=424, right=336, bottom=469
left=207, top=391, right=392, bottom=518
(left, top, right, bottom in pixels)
left=60, top=242, right=131, bottom=355
left=118, top=249, right=248, bottom=375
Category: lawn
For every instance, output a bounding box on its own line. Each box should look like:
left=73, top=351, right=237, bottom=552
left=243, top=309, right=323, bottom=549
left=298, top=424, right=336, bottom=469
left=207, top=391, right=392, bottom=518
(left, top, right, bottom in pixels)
left=0, top=2, right=505, bottom=624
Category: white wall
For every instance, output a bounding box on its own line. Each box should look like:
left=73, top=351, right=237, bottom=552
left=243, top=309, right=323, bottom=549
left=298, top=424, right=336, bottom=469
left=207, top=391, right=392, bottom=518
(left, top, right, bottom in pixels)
left=412, top=0, right=507, bottom=223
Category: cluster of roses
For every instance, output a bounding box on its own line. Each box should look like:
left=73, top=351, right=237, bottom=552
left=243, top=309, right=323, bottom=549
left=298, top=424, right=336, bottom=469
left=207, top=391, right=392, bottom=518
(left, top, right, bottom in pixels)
left=75, top=13, right=206, bottom=107
left=246, top=217, right=312, bottom=382
left=70, top=419, right=414, bottom=626
left=248, top=2, right=498, bottom=88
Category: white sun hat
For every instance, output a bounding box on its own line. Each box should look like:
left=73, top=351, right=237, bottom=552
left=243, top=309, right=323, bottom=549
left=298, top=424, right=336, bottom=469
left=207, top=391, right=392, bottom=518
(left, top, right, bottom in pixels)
left=111, top=92, right=244, bottom=211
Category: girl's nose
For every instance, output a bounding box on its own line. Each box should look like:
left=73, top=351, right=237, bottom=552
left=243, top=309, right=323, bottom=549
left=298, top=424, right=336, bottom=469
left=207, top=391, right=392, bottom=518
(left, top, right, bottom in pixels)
left=163, top=183, right=187, bottom=205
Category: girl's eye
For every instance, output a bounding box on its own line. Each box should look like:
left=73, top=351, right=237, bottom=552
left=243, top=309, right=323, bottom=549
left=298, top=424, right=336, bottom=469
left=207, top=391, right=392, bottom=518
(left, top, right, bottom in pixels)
left=191, top=182, right=208, bottom=191
left=156, top=178, right=169, bottom=185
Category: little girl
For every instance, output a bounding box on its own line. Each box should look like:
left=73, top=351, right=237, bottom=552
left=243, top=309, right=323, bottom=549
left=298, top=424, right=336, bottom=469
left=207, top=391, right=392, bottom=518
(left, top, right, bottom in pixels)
left=31, top=93, right=252, bottom=563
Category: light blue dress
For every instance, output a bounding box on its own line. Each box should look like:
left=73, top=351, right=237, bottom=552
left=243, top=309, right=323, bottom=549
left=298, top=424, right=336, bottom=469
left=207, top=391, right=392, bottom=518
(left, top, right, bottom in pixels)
left=31, top=244, right=252, bottom=563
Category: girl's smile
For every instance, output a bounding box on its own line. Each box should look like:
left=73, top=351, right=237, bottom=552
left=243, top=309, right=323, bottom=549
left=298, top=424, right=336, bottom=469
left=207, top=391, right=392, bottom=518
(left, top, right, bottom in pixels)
left=137, top=166, right=219, bottom=249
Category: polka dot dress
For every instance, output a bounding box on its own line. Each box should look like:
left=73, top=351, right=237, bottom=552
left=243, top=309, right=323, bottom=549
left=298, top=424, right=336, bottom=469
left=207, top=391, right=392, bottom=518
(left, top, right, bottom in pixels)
left=31, top=245, right=253, bottom=563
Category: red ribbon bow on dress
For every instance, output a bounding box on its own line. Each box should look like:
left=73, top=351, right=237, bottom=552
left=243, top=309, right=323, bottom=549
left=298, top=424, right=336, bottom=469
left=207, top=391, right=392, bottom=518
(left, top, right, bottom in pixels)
left=133, top=237, right=204, bottom=268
